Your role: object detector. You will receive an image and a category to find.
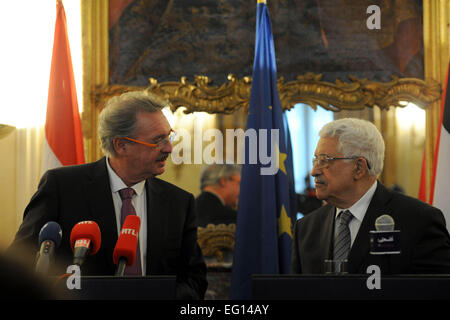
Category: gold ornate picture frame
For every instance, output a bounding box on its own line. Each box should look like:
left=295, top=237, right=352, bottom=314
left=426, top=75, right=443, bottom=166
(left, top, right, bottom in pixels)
left=81, top=1, right=448, bottom=198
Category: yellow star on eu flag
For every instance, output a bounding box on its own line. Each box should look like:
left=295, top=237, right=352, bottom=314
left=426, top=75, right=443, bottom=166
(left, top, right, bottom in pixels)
left=275, top=143, right=287, bottom=175
left=278, top=205, right=292, bottom=238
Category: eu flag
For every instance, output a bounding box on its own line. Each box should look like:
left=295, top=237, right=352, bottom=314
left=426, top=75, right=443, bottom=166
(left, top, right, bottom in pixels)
left=230, top=0, right=297, bottom=300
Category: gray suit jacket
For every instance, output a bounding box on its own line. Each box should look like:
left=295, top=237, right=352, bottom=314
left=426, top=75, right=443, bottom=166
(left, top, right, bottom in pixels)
left=291, top=182, right=450, bottom=274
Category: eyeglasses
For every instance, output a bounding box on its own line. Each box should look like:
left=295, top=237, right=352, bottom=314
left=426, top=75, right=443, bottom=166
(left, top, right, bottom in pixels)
left=123, top=130, right=176, bottom=149
left=312, top=154, right=371, bottom=170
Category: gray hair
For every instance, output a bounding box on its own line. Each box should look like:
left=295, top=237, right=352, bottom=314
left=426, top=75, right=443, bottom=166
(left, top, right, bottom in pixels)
left=200, top=164, right=241, bottom=189
left=98, top=90, right=170, bottom=157
left=319, top=118, right=385, bottom=177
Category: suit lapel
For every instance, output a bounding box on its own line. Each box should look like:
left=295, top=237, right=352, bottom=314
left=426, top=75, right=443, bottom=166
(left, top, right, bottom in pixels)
left=145, top=178, right=168, bottom=274
left=85, top=157, right=118, bottom=272
left=348, top=182, right=392, bottom=273
left=321, top=206, right=336, bottom=268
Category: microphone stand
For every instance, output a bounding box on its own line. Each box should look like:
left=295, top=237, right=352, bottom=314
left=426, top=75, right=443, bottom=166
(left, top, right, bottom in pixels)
left=115, top=258, right=127, bottom=276
left=72, top=246, right=90, bottom=266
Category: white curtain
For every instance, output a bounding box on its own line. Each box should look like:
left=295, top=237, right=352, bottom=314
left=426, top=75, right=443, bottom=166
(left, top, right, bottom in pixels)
left=0, top=127, right=44, bottom=248
left=0, top=0, right=81, bottom=248
left=15, top=127, right=45, bottom=224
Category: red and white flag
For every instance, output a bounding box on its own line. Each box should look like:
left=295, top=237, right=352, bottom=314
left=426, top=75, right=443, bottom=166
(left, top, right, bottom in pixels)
left=430, top=62, right=450, bottom=230
left=41, top=0, right=84, bottom=175
left=418, top=150, right=427, bottom=203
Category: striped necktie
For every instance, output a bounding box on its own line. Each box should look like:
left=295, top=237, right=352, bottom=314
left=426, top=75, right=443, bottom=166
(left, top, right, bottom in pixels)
left=333, top=210, right=353, bottom=263
left=119, top=187, right=142, bottom=276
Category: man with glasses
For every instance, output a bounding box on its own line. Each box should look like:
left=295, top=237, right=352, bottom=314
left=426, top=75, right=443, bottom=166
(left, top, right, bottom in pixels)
left=291, top=118, right=450, bottom=275
left=196, top=164, right=241, bottom=227
left=10, top=90, right=207, bottom=299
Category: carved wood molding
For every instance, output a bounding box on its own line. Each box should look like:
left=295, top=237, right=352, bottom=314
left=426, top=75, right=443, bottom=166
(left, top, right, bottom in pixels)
left=93, top=84, right=144, bottom=110
left=197, top=223, right=236, bottom=261
left=282, top=73, right=441, bottom=112
left=93, top=73, right=441, bottom=114
left=149, top=75, right=252, bottom=114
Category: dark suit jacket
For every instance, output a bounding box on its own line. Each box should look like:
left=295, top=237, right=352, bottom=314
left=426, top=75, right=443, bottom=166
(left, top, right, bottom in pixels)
left=9, top=157, right=207, bottom=299
left=291, top=182, right=450, bottom=275
left=195, top=191, right=237, bottom=227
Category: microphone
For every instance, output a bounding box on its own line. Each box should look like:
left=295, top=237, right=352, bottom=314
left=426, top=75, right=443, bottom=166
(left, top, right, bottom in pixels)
left=375, top=214, right=394, bottom=231
left=113, top=215, right=141, bottom=276
left=370, top=214, right=401, bottom=255
left=70, top=221, right=101, bottom=266
left=35, top=222, right=62, bottom=275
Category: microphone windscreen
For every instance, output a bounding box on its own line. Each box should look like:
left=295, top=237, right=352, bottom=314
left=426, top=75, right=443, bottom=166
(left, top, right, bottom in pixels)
left=70, top=221, right=102, bottom=255
left=113, top=215, right=141, bottom=266
left=375, top=214, right=395, bottom=231
left=38, top=221, right=62, bottom=248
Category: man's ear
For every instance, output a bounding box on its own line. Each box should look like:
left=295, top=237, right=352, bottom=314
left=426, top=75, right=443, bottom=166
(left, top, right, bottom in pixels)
left=113, top=137, right=127, bottom=156
left=218, top=177, right=227, bottom=187
left=353, top=158, right=368, bottom=180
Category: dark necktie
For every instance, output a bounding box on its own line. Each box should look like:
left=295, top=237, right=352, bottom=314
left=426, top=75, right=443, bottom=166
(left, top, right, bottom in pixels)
left=334, top=210, right=353, bottom=262
left=119, top=187, right=142, bottom=276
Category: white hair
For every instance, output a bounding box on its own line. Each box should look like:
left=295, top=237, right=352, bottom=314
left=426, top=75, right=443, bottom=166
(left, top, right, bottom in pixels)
left=319, top=118, right=385, bottom=177
left=200, top=164, right=241, bottom=189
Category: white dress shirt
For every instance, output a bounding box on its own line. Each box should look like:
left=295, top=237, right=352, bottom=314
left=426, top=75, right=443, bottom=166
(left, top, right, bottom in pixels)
left=106, top=157, right=147, bottom=275
left=335, top=181, right=377, bottom=247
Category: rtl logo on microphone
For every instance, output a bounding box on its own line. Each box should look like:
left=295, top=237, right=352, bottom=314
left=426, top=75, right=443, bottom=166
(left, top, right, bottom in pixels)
left=74, top=239, right=90, bottom=248
left=121, top=228, right=138, bottom=237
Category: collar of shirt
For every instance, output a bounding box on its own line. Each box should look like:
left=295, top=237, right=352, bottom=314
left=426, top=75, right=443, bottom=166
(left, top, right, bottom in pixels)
left=334, top=181, right=377, bottom=246
left=105, top=157, right=147, bottom=275
left=336, top=180, right=378, bottom=222
left=106, top=157, right=146, bottom=196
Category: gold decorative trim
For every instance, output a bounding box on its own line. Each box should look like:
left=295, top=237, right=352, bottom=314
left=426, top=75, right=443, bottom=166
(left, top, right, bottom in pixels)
left=93, top=84, right=143, bottom=110
left=423, top=0, right=450, bottom=200
left=282, top=73, right=441, bottom=111
left=148, top=75, right=252, bottom=114
left=197, top=223, right=236, bottom=262
left=81, top=0, right=109, bottom=162
left=92, top=73, right=441, bottom=120
left=108, top=73, right=442, bottom=115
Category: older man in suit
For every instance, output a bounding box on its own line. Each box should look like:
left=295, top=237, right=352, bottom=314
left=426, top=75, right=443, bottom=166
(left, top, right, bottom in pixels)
left=10, top=90, right=207, bottom=299
left=291, top=118, right=450, bottom=275
left=196, top=164, right=241, bottom=227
